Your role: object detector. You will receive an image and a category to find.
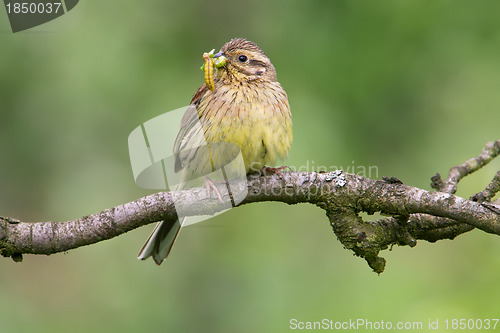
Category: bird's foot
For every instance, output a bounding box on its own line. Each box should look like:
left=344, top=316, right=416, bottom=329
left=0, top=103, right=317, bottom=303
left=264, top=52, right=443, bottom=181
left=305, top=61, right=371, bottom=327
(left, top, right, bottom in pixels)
left=262, top=166, right=290, bottom=178
left=204, top=176, right=225, bottom=203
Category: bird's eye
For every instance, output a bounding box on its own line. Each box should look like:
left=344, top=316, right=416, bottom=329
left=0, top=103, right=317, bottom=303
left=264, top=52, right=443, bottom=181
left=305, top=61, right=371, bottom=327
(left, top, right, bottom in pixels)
left=238, top=55, right=248, bottom=62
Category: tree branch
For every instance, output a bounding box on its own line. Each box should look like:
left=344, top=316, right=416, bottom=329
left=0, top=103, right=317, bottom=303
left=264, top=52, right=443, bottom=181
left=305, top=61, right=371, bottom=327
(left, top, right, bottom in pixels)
left=1, top=140, right=499, bottom=273
left=471, top=170, right=500, bottom=203
left=431, top=140, right=500, bottom=194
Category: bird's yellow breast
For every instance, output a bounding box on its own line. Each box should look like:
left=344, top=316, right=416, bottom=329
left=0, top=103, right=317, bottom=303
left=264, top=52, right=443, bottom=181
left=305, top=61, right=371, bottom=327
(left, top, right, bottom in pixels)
left=199, top=80, right=292, bottom=173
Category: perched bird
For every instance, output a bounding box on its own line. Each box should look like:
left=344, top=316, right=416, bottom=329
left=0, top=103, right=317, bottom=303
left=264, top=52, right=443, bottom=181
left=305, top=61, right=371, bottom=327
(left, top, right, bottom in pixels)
left=138, top=38, right=293, bottom=264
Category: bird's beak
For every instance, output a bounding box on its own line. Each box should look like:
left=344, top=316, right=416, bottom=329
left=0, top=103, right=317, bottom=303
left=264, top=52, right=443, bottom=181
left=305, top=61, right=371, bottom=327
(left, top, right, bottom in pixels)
left=213, top=51, right=227, bottom=68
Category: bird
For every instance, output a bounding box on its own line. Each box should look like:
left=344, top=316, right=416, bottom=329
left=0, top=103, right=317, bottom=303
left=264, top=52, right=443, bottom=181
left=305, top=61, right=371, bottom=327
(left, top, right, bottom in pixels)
left=137, top=38, right=293, bottom=265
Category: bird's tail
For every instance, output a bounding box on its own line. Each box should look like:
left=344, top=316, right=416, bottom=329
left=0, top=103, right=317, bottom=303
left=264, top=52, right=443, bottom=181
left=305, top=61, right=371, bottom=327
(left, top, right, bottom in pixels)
left=138, top=177, right=188, bottom=265
left=137, top=217, right=184, bottom=265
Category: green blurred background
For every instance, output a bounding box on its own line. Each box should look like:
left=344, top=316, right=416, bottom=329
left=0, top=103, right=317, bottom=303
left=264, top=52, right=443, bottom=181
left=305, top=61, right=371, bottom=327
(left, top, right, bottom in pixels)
left=1, top=1, right=500, bottom=332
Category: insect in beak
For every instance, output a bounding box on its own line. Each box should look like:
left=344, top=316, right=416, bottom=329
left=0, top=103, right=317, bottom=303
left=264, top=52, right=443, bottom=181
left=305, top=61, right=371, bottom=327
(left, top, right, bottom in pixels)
left=201, top=50, right=227, bottom=91
left=213, top=52, right=227, bottom=68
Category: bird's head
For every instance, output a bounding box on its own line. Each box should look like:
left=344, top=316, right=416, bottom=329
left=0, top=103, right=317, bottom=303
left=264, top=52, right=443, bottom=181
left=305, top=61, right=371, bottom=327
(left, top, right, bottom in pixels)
left=214, top=38, right=277, bottom=83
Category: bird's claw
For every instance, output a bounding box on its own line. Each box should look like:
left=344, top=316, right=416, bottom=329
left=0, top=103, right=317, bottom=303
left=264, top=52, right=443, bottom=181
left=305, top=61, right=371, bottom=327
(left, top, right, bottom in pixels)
left=262, top=166, right=290, bottom=178
left=204, top=177, right=225, bottom=203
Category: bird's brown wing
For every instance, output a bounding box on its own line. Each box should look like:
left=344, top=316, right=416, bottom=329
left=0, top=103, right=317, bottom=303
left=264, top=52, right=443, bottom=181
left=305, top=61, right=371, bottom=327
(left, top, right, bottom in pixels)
left=173, top=83, right=210, bottom=173
left=190, top=82, right=209, bottom=106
